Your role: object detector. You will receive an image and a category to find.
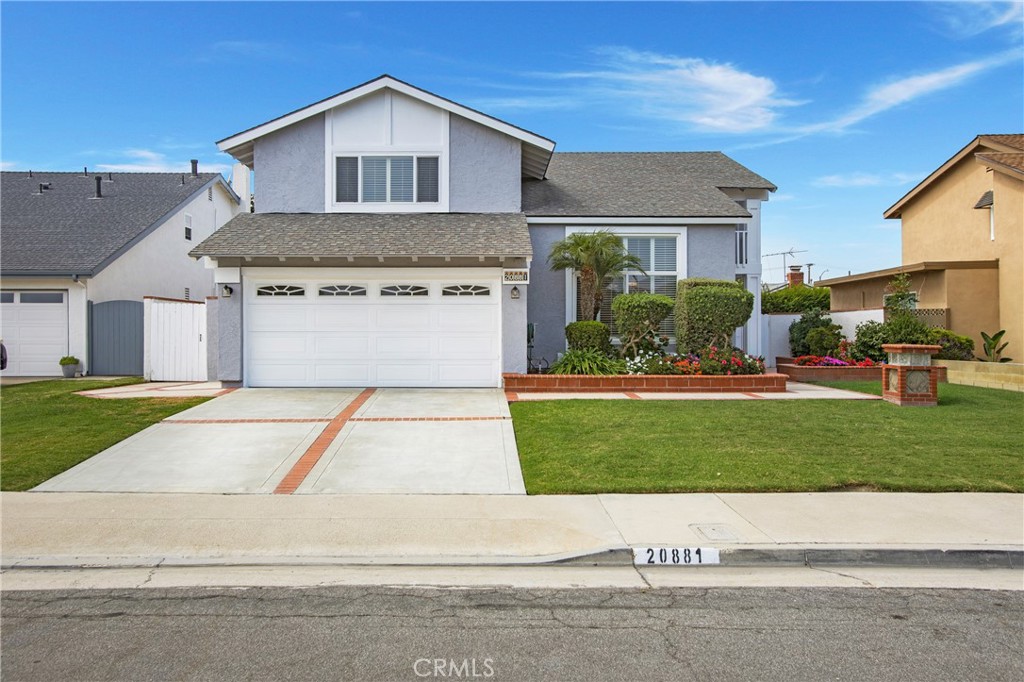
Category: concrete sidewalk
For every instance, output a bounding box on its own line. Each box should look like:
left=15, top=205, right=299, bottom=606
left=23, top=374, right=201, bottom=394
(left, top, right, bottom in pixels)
left=2, top=491, right=1020, bottom=570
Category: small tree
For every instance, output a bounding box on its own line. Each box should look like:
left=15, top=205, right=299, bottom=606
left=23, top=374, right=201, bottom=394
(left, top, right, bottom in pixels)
left=883, top=272, right=917, bottom=311
left=548, top=231, right=643, bottom=321
left=675, top=278, right=754, bottom=353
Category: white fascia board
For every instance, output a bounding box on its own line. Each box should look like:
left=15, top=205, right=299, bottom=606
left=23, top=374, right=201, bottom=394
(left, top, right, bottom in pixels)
left=217, top=77, right=555, bottom=155
left=527, top=216, right=748, bottom=225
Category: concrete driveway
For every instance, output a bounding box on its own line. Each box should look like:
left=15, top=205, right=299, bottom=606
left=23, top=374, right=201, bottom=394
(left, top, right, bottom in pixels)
left=33, top=388, right=526, bottom=495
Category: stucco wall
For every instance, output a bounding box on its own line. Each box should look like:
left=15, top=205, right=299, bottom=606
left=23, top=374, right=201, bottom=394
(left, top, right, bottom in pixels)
left=502, top=285, right=528, bottom=373
left=829, top=270, right=949, bottom=312
left=254, top=113, right=325, bottom=213
left=900, top=157, right=996, bottom=263
left=945, top=268, right=1000, bottom=353
left=686, top=226, right=736, bottom=279
left=526, top=225, right=568, bottom=366
left=449, top=115, right=521, bottom=213
left=205, top=297, right=220, bottom=380
left=217, top=286, right=243, bottom=382
left=88, top=182, right=237, bottom=303
left=993, top=172, right=1023, bottom=358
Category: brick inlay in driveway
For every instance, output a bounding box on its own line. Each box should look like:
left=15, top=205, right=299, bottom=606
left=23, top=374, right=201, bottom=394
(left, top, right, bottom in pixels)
left=274, top=388, right=376, bottom=495
left=348, top=416, right=508, bottom=422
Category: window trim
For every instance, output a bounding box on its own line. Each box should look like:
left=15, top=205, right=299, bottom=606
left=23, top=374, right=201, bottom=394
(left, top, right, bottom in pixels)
left=335, top=154, right=441, bottom=206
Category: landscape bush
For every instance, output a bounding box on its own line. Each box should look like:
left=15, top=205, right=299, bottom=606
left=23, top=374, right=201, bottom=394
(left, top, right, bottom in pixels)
left=788, top=309, right=840, bottom=357
left=761, top=286, right=830, bottom=313
left=929, top=328, right=975, bottom=361
left=675, top=279, right=753, bottom=353
left=565, top=321, right=613, bottom=355
left=549, top=349, right=627, bottom=375
left=805, top=325, right=843, bottom=357
left=611, top=293, right=674, bottom=358
left=852, top=320, right=887, bottom=362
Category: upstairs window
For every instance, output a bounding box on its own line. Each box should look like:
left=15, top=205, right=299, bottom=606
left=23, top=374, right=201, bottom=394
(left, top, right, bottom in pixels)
left=336, top=155, right=439, bottom=204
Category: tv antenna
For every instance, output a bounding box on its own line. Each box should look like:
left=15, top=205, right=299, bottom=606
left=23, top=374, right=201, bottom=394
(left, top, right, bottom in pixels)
left=762, top=248, right=808, bottom=275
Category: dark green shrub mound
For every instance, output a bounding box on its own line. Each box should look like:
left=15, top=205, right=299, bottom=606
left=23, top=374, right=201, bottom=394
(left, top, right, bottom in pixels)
left=884, top=312, right=932, bottom=345
left=805, top=325, right=843, bottom=357
left=762, top=286, right=831, bottom=313
left=929, top=328, right=975, bottom=361
left=565, top=321, right=613, bottom=355
left=549, top=349, right=627, bottom=375
left=788, top=309, right=839, bottom=357
left=612, top=293, right=674, bottom=358
left=852, top=320, right=887, bottom=361
left=675, top=278, right=753, bottom=353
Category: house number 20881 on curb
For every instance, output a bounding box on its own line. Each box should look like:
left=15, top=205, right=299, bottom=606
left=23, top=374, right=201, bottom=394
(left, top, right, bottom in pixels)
left=633, top=547, right=721, bottom=566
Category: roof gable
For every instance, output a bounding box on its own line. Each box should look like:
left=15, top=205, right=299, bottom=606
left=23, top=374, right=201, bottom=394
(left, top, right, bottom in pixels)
left=884, top=134, right=1024, bottom=218
left=0, top=171, right=237, bottom=275
left=217, top=75, right=556, bottom=179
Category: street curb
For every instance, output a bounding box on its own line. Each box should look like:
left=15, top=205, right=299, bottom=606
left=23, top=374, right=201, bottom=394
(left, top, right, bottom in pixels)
left=3, top=548, right=1020, bottom=571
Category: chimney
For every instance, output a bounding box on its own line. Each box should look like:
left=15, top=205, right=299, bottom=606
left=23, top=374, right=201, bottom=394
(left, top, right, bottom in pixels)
left=231, top=163, right=251, bottom=211
left=787, top=265, right=805, bottom=288
left=190, top=159, right=199, bottom=177
left=94, top=175, right=102, bottom=198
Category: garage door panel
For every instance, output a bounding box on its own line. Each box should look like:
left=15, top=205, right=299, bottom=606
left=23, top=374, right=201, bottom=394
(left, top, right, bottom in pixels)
left=313, top=363, right=371, bottom=384
left=314, top=335, right=371, bottom=357
left=375, top=335, right=432, bottom=357
left=249, top=333, right=312, bottom=358
left=314, top=307, right=371, bottom=330
left=436, top=334, right=498, bottom=359
left=437, top=306, right=498, bottom=331
left=248, top=306, right=313, bottom=332
left=438, top=362, right=499, bottom=386
left=376, top=362, right=433, bottom=385
left=248, top=362, right=314, bottom=386
left=1, top=291, right=68, bottom=376
left=376, top=306, right=432, bottom=331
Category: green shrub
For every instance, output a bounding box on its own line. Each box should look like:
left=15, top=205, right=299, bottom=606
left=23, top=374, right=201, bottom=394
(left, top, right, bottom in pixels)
left=852, top=320, right=887, bottom=362
left=788, top=309, right=837, bottom=357
left=549, top=349, right=627, bottom=375
left=675, top=279, right=753, bottom=353
left=612, top=293, right=674, bottom=358
left=884, top=312, right=931, bottom=345
left=805, top=326, right=843, bottom=357
left=565, top=321, right=613, bottom=355
left=929, top=328, right=975, bottom=361
left=762, top=286, right=831, bottom=313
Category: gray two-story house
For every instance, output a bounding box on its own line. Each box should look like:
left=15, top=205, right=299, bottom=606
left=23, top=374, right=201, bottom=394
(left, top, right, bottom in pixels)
left=192, top=75, right=775, bottom=387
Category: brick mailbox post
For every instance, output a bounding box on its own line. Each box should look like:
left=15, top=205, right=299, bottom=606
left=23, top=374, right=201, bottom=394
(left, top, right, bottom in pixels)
left=881, top=344, right=943, bottom=407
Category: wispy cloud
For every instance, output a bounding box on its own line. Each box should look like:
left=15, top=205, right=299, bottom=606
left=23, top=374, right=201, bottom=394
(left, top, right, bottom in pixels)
left=539, top=47, right=804, bottom=133
left=0, top=160, right=18, bottom=170
left=467, top=96, right=578, bottom=111
left=95, top=149, right=230, bottom=174
left=195, top=40, right=299, bottom=63
left=812, top=172, right=922, bottom=188
left=931, top=1, right=1023, bottom=38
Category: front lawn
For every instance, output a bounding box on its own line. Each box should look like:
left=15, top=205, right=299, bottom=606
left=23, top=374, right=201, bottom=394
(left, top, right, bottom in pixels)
left=1, top=378, right=211, bottom=491
left=511, top=382, right=1023, bottom=494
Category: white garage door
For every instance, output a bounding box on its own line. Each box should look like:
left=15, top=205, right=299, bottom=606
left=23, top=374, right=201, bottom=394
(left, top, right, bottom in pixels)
left=0, top=290, right=69, bottom=376
left=245, top=273, right=502, bottom=387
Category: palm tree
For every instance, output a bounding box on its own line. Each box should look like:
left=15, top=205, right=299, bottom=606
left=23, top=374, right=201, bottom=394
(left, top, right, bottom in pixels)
left=547, top=231, right=645, bottom=321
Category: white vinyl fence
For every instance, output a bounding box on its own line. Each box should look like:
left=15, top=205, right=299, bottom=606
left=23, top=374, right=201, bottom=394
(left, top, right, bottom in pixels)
left=143, top=297, right=207, bottom=381
left=761, top=310, right=885, bottom=365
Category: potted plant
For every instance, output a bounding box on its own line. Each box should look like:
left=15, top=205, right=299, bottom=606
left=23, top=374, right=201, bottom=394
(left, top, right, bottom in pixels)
left=59, top=355, right=80, bottom=378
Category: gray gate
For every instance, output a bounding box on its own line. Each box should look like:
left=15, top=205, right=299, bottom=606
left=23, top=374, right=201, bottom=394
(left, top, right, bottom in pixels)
left=89, top=300, right=144, bottom=375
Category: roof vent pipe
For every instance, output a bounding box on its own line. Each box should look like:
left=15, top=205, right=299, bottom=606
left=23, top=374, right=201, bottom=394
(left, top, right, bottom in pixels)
left=94, top=175, right=102, bottom=198
left=83, top=166, right=88, bottom=176
left=190, top=159, right=198, bottom=176
left=28, top=170, right=33, bottom=178
left=181, top=174, right=185, bottom=185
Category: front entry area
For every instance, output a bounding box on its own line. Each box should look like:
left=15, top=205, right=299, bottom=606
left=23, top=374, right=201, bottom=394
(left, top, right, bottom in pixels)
left=244, top=268, right=502, bottom=388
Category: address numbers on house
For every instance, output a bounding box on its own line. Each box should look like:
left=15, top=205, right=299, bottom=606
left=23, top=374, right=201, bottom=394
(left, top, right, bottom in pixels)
left=633, top=547, right=721, bottom=566
left=502, top=269, right=529, bottom=284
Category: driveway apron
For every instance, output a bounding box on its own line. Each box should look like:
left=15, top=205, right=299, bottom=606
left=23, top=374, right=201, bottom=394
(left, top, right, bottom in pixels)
left=32, top=388, right=525, bottom=495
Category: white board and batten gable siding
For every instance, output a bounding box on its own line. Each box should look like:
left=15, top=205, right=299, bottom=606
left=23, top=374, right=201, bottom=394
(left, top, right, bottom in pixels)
left=323, top=89, right=451, bottom=213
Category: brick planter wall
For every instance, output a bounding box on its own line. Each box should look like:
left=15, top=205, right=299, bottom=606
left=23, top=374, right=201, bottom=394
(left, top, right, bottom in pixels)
left=502, top=373, right=787, bottom=393
left=776, top=363, right=947, bottom=383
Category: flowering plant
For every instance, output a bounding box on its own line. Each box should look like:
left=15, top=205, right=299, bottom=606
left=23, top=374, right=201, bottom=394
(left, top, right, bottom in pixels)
left=623, top=346, right=765, bottom=375
left=793, top=355, right=875, bottom=367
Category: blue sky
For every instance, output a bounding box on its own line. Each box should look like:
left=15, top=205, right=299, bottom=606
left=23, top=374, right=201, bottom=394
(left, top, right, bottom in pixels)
left=2, top=1, right=1021, bottom=281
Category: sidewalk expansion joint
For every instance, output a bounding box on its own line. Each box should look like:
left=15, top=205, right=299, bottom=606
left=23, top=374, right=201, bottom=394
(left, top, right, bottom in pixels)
left=273, top=388, right=376, bottom=495
left=165, top=418, right=333, bottom=424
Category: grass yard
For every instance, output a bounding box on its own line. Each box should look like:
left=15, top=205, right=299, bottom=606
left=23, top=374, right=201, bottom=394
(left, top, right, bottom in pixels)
left=510, top=381, right=1024, bottom=494
left=1, top=378, right=211, bottom=491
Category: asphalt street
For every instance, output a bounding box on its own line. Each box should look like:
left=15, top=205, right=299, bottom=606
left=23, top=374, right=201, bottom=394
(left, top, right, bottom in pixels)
left=3, top=585, right=1022, bottom=681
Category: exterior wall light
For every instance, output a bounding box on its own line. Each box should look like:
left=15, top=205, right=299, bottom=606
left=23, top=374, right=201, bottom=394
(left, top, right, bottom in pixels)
left=222, top=285, right=234, bottom=298
left=510, top=286, right=520, bottom=300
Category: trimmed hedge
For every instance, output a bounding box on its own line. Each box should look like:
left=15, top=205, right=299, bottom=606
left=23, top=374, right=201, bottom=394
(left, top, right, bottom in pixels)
left=788, top=309, right=839, bottom=357
left=675, top=278, right=753, bottom=353
left=612, top=293, right=674, bottom=358
left=565, top=321, right=613, bottom=355
left=762, top=286, right=830, bottom=313
left=929, top=328, right=975, bottom=361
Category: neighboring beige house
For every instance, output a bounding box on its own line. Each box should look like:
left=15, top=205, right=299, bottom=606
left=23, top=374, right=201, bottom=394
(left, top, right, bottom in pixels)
left=819, top=134, right=1023, bottom=357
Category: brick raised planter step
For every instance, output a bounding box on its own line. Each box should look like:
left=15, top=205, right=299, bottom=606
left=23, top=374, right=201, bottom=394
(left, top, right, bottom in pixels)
left=776, top=363, right=947, bottom=383
left=503, top=373, right=787, bottom=393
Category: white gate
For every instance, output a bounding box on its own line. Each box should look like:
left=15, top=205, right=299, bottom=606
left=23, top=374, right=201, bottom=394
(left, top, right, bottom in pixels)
left=144, top=297, right=207, bottom=381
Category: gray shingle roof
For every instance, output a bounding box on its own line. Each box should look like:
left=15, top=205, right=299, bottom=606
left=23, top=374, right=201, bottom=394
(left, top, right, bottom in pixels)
left=1, top=171, right=225, bottom=274
left=522, top=152, right=776, bottom=217
left=974, top=190, right=994, bottom=209
left=189, top=212, right=532, bottom=259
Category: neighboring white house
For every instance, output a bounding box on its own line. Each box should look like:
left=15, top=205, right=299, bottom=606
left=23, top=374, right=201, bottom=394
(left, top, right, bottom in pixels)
left=193, top=75, right=775, bottom=388
left=1, top=166, right=242, bottom=376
